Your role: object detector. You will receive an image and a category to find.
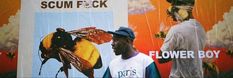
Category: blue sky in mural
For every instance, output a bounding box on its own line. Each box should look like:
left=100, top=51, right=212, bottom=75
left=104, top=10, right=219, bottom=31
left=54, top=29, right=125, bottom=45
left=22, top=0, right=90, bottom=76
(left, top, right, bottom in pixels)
left=32, top=12, right=115, bottom=77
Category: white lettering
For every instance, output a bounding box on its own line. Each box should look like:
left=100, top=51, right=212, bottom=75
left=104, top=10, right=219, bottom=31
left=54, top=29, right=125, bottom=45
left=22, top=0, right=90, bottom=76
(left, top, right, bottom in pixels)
left=206, top=50, right=214, bottom=58
left=149, top=51, right=156, bottom=58
left=162, top=51, right=170, bottom=59
left=213, top=50, right=220, bottom=58
left=149, top=50, right=221, bottom=59
left=187, top=51, right=194, bottom=58
left=180, top=51, right=186, bottom=58
left=198, top=51, right=205, bottom=58
left=170, top=51, right=179, bottom=58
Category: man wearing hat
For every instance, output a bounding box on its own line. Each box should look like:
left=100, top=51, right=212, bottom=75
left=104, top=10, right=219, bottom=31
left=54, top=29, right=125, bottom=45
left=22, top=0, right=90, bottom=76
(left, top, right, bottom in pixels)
left=158, top=0, right=206, bottom=78
left=103, top=27, right=161, bottom=78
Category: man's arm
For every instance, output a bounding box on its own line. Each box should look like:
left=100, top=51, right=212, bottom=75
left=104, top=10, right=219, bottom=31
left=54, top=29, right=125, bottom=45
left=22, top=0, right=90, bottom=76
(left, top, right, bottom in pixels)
left=159, top=27, right=178, bottom=64
left=145, top=62, right=161, bottom=78
left=158, top=50, right=172, bottom=63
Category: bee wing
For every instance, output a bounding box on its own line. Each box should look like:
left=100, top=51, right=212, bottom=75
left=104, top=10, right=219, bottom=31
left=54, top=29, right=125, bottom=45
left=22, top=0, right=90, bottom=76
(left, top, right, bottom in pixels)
left=68, top=27, right=112, bottom=44
left=68, top=27, right=96, bottom=35
left=59, top=48, right=82, bottom=71
left=59, top=48, right=94, bottom=77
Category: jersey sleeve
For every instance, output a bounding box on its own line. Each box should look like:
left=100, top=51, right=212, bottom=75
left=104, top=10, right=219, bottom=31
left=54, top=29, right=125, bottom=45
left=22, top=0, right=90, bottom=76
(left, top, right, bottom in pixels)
left=145, top=62, right=161, bottom=78
left=103, top=67, right=112, bottom=78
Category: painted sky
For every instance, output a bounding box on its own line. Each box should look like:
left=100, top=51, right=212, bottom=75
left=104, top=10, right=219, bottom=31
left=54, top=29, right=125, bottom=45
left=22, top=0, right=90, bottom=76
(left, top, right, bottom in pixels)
left=0, top=0, right=20, bottom=27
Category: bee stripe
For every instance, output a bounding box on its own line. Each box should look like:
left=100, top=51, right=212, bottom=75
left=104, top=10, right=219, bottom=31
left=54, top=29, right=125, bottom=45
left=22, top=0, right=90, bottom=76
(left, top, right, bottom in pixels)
left=42, top=33, right=54, bottom=49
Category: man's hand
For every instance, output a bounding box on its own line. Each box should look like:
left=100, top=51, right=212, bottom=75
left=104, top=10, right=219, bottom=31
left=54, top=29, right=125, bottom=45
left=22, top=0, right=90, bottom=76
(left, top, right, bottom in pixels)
left=158, top=51, right=172, bottom=64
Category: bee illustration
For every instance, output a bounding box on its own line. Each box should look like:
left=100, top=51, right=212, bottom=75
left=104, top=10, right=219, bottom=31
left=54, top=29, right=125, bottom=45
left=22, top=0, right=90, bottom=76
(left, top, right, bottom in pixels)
left=155, top=31, right=167, bottom=39
left=39, top=27, right=112, bottom=78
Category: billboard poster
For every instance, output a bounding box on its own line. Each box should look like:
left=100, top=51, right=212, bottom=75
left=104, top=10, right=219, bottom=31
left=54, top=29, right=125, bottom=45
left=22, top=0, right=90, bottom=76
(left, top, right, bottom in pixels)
left=15, top=0, right=233, bottom=78
left=128, top=0, right=233, bottom=78
left=18, top=0, right=127, bottom=78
